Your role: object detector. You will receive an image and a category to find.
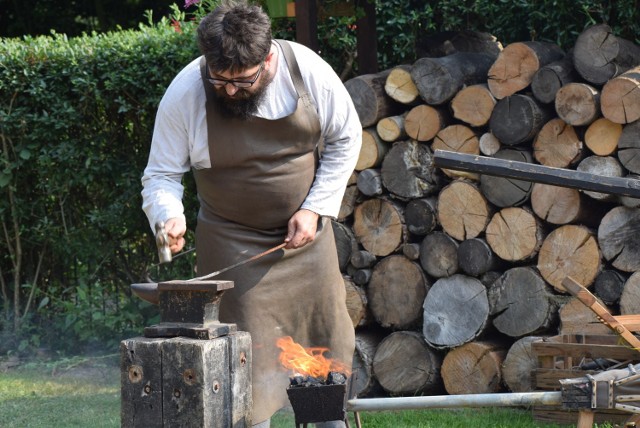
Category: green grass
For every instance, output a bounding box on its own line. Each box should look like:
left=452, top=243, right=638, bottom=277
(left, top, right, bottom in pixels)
left=0, top=355, right=616, bottom=428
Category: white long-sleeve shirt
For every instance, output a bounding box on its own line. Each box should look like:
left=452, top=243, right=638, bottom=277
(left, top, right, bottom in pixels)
left=141, top=40, right=362, bottom=231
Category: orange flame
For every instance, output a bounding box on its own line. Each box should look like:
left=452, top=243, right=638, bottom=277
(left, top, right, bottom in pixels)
left=276, top=336, right=350, bottom=380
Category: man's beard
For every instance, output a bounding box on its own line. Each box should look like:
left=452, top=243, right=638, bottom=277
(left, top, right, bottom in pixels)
left=212, top=70, right=272, bottom=120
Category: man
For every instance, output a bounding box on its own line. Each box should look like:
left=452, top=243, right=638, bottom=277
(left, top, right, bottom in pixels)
left=141, top=1, right=361, bottom=426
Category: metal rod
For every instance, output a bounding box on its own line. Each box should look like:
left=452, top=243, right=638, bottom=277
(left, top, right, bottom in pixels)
left=346, top=391, right=563, bottom=412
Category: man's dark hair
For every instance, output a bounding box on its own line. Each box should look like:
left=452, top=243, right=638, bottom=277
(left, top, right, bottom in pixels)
left=197, top=0, right=272, bottom=74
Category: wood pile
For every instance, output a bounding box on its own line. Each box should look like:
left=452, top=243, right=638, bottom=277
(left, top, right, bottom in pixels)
left=337, top=24, right=640, bottom=406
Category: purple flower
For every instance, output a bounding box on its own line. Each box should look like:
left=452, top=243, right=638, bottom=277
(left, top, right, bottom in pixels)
left=185, top=0, right=200, bottom=8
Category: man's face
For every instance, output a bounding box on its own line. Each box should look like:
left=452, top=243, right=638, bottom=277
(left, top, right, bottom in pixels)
left=208, top=57, right=274, bottom=120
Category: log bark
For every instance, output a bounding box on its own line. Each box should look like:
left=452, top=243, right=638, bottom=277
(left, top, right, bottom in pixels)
left=372, top=331, right=443, bottom=396
left=486, top=207, right=545, bottom=262
left=617, top=120, right=640, bottom=174
left=584, top=118, right=622, bottom=156
left=404, top=104, right=450, bottom=142
left=593, top=269, right=627, bottom=306
left=620, top=271, right=640, bottom=315
left=344, top=70, right=405, bottom=127
left=380, top=140, right=441, bottom=200
left=531, top=55, right=577, bottom=104
left=356, top=127, right=389, bottom=171
left=339, top=181, right=359, bottom=221
left=419, top=231, right=459, bottom=278
left=415, top=30, right=503, bottom=59
left=368, top=255, right=430, bottom=329
left=487, top=41, right=565, bottom=100
left=376, top=113, right=407, bottom=142
left=576, top=155, right=624, bottom=202
left=479, top=132, right=501, bottom=156
left=351, top=328, right=386, bottom=398
left=350, top=250, right=377, bottom=269
left=401, top=243, right=420, bottom=260
left=356, top=168, right=383, bottom=197
left=457, top=237, right=501, bottom=277
left=437, top=179, right=492, bottom=240
left=598, top=206, right=640, bottom=273
left=532, top=118, right=582, bottom=168
left=423, top=274, right=490, bottom=349
left=554, top=82, right=601, bottom=126
left=353, top=268, right=372, bottom=286
left=537, top=224, right=602, bottom=292
left=432, top=124, right=480, bottom=180
left=441, top=341, right=507, bottom=395
left=404, top=197, right=438, bottom=236
left=344, top=276, right=370, bottom=328
left=502, top=336, right=546, bottom=393
left=411, top=52, right=497, bottom=105
left=480, top=149, right=533, bottom=208
left=353, top=198, right=406, bottom=257
left=489, top=94, right=554, bottom=145
left=384, top=65, right=420, bottom=105
left=573, top=23, right=640, bottom=85
left=488, top=266, right=559, bottom=337
left=450, top=83, right=496, bottom=127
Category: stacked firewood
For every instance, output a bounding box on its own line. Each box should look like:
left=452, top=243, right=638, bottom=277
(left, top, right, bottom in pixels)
left=336, top=23, right=640, bottom=400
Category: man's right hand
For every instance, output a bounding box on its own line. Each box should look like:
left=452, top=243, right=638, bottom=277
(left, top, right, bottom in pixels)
left=164, top=217, right=186, bottom=254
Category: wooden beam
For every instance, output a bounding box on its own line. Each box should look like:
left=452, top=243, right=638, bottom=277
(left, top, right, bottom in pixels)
left=356, top=0, right=378, bottom=74
left=433, top=150, right=640, bottom=198
left=295, top=0, right=319, bottom=53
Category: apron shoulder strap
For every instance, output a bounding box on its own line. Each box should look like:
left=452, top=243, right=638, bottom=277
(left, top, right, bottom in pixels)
left=274, top=39, right=314, bottom=107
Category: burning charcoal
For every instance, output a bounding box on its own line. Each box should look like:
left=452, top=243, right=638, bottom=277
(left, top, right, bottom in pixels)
left=307, top=376, right=324, bottom=386
left=326, top=371, right=347, bottom=385
left=290, top=375, right=307, bottom=387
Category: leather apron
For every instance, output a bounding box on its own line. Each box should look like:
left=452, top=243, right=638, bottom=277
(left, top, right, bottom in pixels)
left=193, top=40, right=355, bottom=424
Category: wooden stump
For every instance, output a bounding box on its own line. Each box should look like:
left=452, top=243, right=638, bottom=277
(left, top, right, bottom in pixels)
left=479, top=132, right=501, bottom=156
left=554, top=82, right=600, bottom=126
left=593, top=269, right=627, bottom=305
left=559, top=297, right=611, bottom=336
left=339, top=176, right=359, bottom=221
left=485, top=207, right=545, bottom=262
left=441, top=341, right=507, bottom=395
left=367, top=255, right=430, bottom=330
left=423, top=274, right=490, bottom=349
left=532, top=118, right=582, bottom=168
left=573, top=23, right=640, bottom=85
left=384, top=65, right=419, bottom=105
left=350, top=250, right=377, bottom=269
left=457, top=237, right=501, bottom=277
left=332, top=220, right=359, bottom=272
left=489, top=267, right=558, bottom=337
left=489, top=94, right=554, bottom=146
left=376, top=113, right=407, bottom=143
left=576, top=155, right=624, bottom=202
left=372, top=331, right=443, bottom=396
left=620, top=271, right=640, bottom=315
left=432, top=124, right=480, bottom=179
left=584, top=118, right=622, bottom=157
left=617, top=120, right=640, bottom=174
left=351, top=328, right=386, bottom=398
left=537, top=224, right=601, bottom=292
left=480, top=149, right=533, bottom=208
left=503, top=336, right=546, bottom=393
left=531, top=56, right=577, bottom=104
left=344, top=70, right=404, bottom=127
left=405, top=197, right=438, bottom=236
left=487, top=41, right=565, bottom=100
left=450, top=83, right=496, bottom=127
left=437, top=179, right=492, bottom=240
left=419, top=231, right=459, bottom=278
left=598, top=206, right=640, bottom=272
left=531, top=183, right=607, bottom=227
left=404, top=104, right=450, bottom=142
left=356, top=168, right=383, bottom=197
left=411, top=52, right=497, bottom=105
left=381, top=140, right=441, bottom=200
left=353, top=198, right=406, bottom=257
left=344, top=276, right=370, bottom=328
left=356, top=127, right=389, bottom=171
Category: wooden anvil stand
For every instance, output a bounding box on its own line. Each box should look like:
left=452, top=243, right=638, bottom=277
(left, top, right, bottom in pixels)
left=120, top=280, right=252, bottom=427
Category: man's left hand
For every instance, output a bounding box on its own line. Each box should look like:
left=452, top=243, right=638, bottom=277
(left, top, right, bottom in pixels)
left=285, top=209, right=319, bottom=249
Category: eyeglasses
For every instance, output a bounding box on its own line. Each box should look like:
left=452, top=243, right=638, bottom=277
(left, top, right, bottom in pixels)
left=206, top=61, right=265, bottom=88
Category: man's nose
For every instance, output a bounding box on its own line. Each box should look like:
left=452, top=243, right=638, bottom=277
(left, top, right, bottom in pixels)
left=225, top=83, right=239, bottom=96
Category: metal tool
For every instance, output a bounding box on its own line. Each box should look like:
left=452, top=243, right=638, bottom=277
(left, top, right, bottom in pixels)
left=155, top=221, right=172, bottom=264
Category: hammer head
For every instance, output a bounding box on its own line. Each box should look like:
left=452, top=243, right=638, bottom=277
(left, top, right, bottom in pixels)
left=155, top=221, right=172, bottom=264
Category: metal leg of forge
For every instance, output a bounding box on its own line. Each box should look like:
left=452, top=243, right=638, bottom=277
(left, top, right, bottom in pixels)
left=121, top=280, right=252, bottom=427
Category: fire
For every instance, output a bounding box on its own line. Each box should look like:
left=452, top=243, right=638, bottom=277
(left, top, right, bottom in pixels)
left=276, top=336, right=350, bottom=380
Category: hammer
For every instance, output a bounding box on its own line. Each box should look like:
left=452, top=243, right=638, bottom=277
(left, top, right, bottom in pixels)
left=155, top=221, right=172, bottom=264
